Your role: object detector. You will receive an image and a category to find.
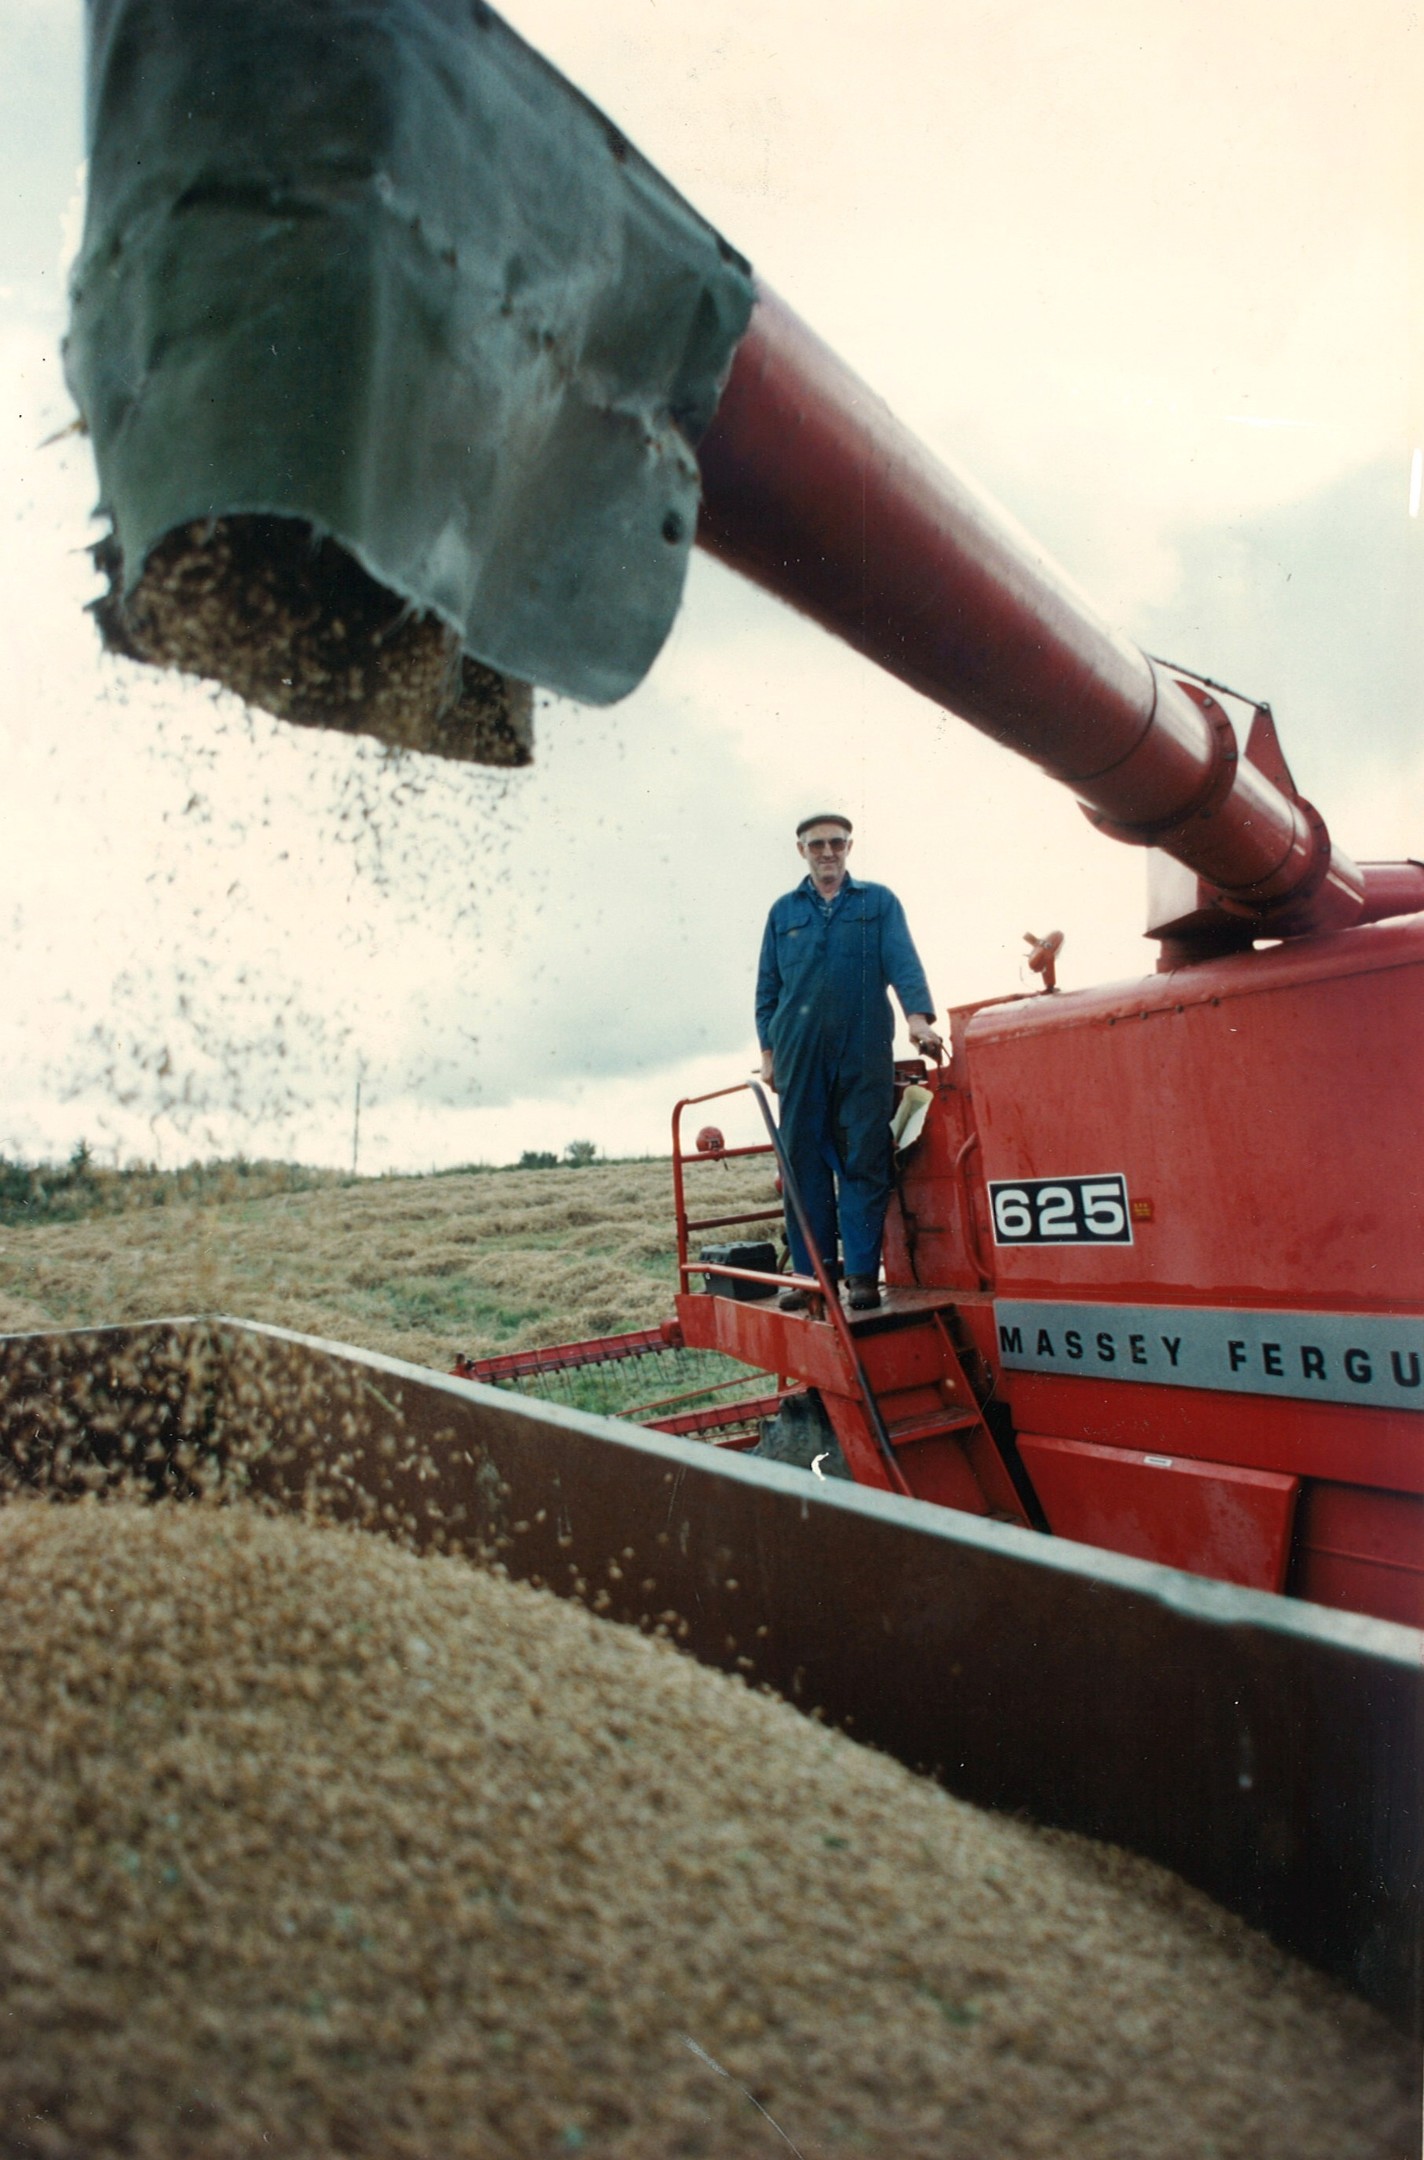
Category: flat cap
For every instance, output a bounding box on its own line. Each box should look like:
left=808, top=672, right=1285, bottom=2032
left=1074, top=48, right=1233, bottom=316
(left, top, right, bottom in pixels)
left=795, top=812, right=853, bottom=837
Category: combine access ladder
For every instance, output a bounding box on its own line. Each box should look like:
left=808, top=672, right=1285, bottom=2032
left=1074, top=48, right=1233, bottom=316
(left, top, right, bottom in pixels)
left=672, top=1084, right=1030, bottom=1520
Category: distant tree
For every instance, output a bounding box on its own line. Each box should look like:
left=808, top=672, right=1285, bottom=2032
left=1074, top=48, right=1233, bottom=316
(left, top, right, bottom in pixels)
left=563, top=1139, right=598, bottom=1167
left=68, top=1138, right=95, bottom=1179
left=518, top=1149, right=559, bottom=1170
left=0, top=1158, right=34, bottom=1211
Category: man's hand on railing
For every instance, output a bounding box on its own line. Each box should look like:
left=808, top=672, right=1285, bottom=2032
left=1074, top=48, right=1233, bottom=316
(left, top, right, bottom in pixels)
left=905, top=1013, right=944, bottom=1061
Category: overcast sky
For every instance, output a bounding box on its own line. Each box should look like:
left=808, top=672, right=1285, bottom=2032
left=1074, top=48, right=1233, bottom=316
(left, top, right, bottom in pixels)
left=1, top=0, right=1419, bottom=1171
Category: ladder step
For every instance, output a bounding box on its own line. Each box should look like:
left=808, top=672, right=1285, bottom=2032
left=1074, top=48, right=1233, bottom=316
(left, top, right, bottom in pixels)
left=884, top=1407, right=982, bottom=1447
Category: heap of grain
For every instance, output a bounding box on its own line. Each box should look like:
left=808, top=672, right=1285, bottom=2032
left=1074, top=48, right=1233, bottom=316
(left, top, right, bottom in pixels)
left=92, top=516, right=533, bottom=767
left=0, top=1498, right=1411, bottom=2160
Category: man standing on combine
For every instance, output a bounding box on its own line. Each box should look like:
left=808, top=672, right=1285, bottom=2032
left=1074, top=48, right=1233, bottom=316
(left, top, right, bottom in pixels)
left=756, top=814, right=943, bottom=1312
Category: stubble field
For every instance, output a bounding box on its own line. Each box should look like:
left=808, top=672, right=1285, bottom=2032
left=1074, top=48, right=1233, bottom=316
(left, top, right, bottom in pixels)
left=0, top=1156, right=781, bottom=1373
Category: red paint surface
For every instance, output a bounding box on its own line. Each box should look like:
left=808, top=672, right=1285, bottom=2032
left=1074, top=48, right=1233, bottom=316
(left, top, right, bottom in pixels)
left=1290, top=1483, right=1424, bottom=1627
left=678, top=1287, right=1030, bottom=1521
left=960, top=918, right=1424, bottom=1310
left=886, top=920, right=1424, bottom=1620
left=1018, top=1432, right=1299, bottom=1592
left=1001, top=1372, right=1420, bottom=1496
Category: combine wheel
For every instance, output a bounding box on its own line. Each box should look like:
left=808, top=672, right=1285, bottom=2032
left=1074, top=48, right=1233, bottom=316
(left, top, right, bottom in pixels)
left=752, top=1390, right=851, bottom=1480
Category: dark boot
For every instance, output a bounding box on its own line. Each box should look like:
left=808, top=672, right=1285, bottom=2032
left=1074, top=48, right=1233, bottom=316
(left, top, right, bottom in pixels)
left=845, top=1274, right=881, bottom=1310
left=780, top=1262, right=839, bottom=1313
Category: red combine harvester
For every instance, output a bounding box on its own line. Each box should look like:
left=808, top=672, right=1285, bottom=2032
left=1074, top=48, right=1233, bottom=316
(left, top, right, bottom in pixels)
left=461, top=289, right=1424, bottom=1632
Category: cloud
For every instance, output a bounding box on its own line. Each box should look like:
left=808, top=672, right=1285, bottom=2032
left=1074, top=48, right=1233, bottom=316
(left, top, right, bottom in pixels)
left=1132, top=455, right=1423, bottom=815
left=0, top=5, right=83, bottom=301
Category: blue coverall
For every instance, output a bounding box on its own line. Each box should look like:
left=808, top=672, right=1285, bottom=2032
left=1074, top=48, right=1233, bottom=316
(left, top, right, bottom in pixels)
left=755, top=873, right=933, bottom=1281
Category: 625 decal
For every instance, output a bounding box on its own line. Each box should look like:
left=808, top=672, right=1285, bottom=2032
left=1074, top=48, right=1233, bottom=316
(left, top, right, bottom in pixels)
left=988, top=1173, right=1132, bottom=1246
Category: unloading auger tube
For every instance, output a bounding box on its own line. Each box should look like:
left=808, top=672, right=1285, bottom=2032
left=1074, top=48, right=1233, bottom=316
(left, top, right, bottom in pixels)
left=694, top=283, right=1423, bottom=951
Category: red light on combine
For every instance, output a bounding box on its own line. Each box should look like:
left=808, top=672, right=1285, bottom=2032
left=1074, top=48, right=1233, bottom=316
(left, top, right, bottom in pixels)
left=695, top=1125, right=725, bottom=1154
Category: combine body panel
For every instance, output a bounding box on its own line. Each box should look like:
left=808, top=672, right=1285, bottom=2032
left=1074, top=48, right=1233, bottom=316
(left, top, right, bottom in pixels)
left=908, top=917, right=1424, bottom=1623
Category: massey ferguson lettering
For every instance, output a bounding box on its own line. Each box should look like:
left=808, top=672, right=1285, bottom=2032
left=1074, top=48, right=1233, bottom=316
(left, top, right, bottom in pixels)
left=993, top=1300, right=1424, bottom=1414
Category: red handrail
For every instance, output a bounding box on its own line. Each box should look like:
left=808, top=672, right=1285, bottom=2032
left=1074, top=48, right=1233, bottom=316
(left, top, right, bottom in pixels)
left=671, top=1082, right=786, bottom=1298
left=671, top=1080, right=911, bottom=1496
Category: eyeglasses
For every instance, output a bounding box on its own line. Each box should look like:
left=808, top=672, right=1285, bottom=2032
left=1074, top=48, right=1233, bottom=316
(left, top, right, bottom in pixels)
left=804, top=837, right=848, bottom=853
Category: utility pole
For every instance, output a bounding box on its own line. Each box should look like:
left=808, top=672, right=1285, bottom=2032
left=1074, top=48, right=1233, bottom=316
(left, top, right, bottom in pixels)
left=351, top=1061, right=363, bottom=1178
